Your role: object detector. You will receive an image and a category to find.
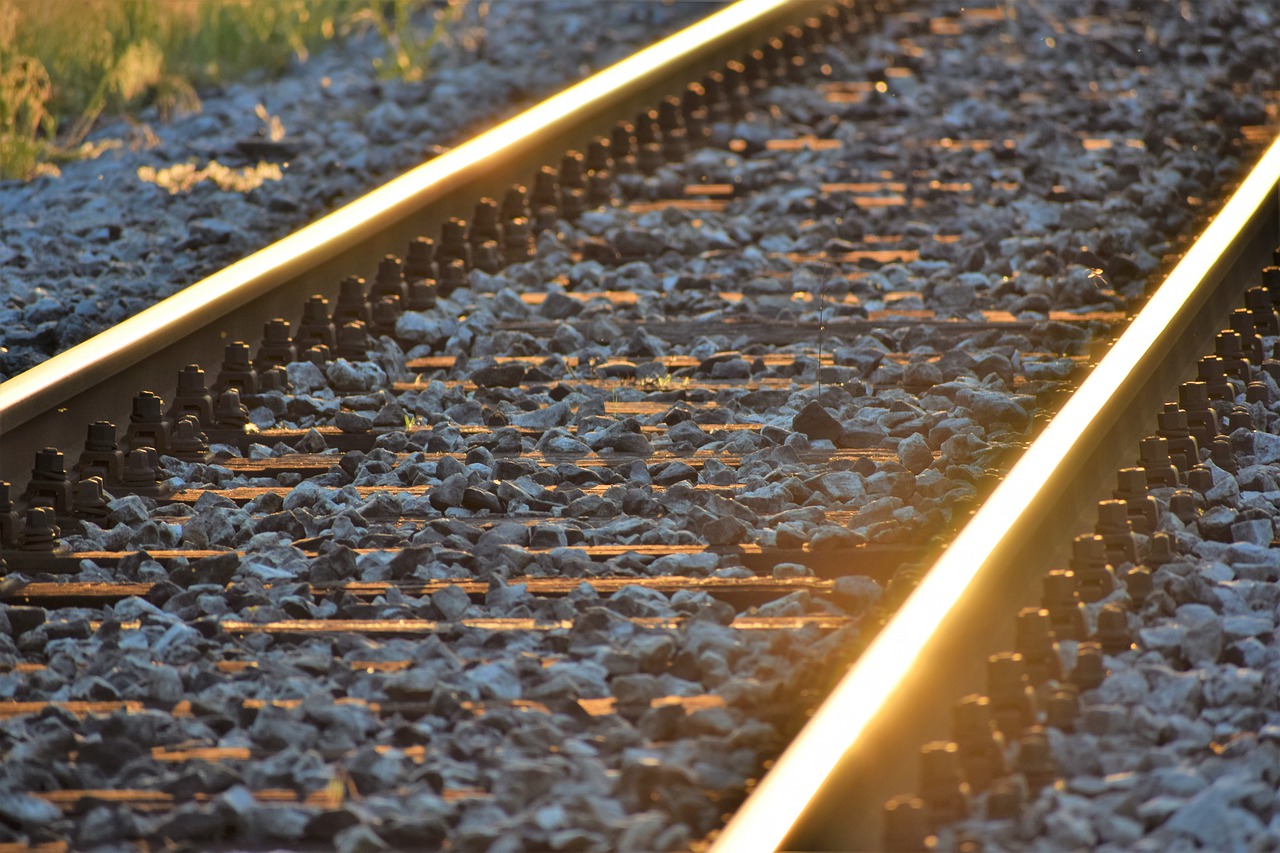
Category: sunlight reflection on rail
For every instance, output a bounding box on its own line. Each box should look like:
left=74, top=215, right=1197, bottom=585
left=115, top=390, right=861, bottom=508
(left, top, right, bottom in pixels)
left=712, top=133, right=1280, bottom=852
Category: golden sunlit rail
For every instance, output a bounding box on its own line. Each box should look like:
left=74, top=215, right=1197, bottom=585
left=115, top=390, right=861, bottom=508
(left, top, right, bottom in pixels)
left=3, top=0, right=1278, bottom=848
left=0, top=0, right=810, bottom=484
left=718, top=135, right=1280, bottom=851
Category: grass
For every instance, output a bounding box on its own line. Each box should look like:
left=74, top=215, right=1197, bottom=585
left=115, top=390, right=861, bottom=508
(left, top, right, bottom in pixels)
left=0, top=0, right=457, bottom=180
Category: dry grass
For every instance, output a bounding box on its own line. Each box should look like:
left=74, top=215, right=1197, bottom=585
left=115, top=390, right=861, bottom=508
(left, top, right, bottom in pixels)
left=0, top=0, right=453, bottom=180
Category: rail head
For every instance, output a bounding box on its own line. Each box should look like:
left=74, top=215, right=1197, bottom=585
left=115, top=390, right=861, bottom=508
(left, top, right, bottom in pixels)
left=0, top=0, right=826, bottom=482
left=714, top=135, right=1280, bottom=851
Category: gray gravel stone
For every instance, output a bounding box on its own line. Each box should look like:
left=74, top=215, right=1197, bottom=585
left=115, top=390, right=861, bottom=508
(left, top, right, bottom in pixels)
left=0, top=2, right=716, bottom=381
left=792, top=402, right=844, bottom=444
left=18, top=1, right=1280, bottom=850
left=511, top=401, right=572, bottom=430
left=896, top=433, right=933, bottom=474
left=1177, top=603, right=1224, bottom=666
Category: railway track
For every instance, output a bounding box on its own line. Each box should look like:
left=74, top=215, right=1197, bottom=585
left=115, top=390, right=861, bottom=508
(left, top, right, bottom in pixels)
left=1, top=0, right=1278, bottom=849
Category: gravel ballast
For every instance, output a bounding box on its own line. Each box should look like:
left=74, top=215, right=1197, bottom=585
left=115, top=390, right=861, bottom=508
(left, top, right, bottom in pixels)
left=3, top=0, right=1280, bottom=850
left=929, top=304, right=1280, bottom=851
left=0, top=2, right=719, bottom=381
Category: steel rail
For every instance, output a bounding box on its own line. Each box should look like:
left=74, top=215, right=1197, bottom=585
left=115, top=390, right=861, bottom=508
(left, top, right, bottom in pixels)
left=0, top=0, right=834, bottom=485
left=714, top=136, right=1280, bottom=851
left=16, top=3, right=1267, bottom=847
